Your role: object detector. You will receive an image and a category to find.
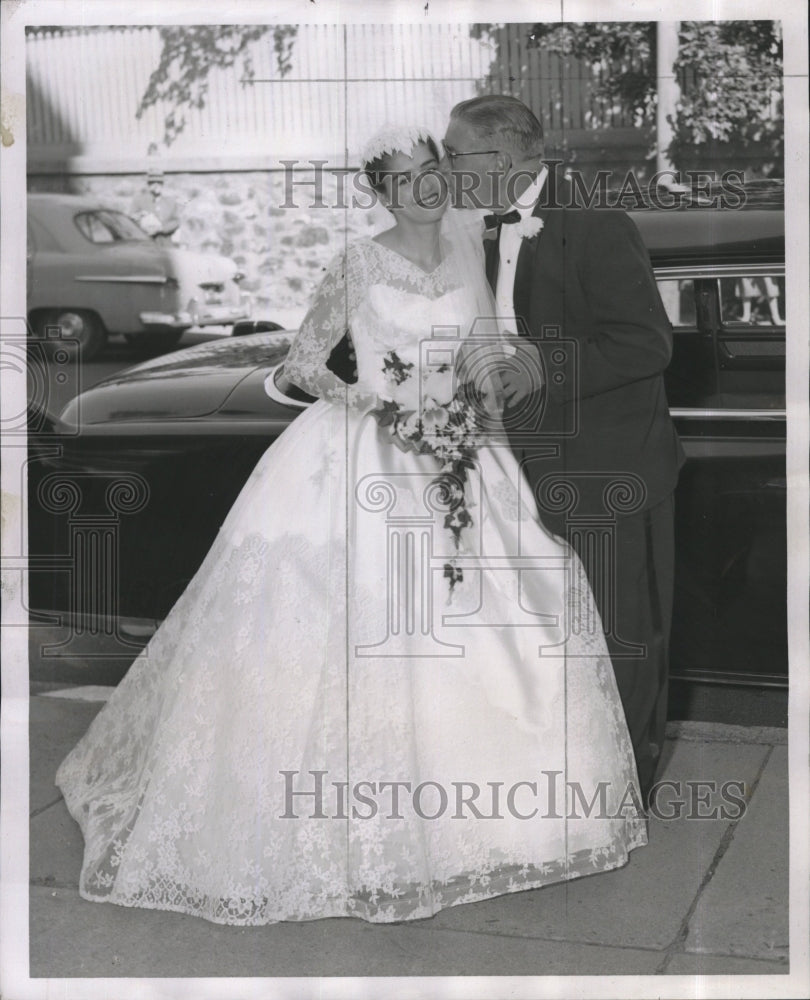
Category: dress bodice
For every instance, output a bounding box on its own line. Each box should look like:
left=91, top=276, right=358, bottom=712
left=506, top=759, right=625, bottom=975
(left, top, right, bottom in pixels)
left=353, top=278, right=475, bottom=407
left=283, top=237, right=477, bottom=411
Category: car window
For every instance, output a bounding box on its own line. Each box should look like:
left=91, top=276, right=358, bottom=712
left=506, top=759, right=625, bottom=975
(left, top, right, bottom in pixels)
left=656, top=278, right=697, bottom=328
left=74, top=210, right=150, bottom=244
left=718, top=275, right=785, bottom=328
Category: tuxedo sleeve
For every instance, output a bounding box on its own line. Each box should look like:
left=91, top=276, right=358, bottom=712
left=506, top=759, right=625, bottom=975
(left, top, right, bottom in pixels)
left=548, top=210, right=672, bottom=403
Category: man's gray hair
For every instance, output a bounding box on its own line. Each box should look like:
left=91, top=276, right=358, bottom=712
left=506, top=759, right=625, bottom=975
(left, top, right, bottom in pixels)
left=450, top=95, right=544, bottom=159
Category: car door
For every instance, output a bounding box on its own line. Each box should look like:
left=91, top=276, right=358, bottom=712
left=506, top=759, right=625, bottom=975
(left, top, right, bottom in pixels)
left=657, top=264, right=787, bottom=686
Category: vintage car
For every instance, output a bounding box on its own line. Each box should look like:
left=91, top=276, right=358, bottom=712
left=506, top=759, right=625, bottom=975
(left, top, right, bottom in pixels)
left=27, top=193, right=252, bottom=360
left=27, top=193, right=787, bottom=688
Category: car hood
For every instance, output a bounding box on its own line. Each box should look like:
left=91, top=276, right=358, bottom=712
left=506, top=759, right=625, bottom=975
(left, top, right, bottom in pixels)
left=57, top=331, right=294, bottom=429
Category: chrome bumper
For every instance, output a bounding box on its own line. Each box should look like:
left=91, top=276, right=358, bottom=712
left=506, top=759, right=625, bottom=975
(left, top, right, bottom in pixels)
left=188, top=292, right=252, bottom=328
left=140, top=293, right=252, bottom=330
left=138, top=310, right=193, bottom=329
left=138, top=292, right=253, bottom=330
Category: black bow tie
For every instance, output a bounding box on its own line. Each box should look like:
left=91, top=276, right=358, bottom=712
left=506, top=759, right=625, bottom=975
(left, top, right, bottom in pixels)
left=483, top=209, right=521, bottom=230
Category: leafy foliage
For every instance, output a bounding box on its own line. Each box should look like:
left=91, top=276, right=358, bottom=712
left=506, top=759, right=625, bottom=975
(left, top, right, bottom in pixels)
left=471, top=22, right=656, bottom=129
left=667, top=21, right=783, bottom=168
left=471, top=21, right=783, bottom=170
left=526, top=23, right=657, bottom=129
left=135, top=25, right=298, bottom=145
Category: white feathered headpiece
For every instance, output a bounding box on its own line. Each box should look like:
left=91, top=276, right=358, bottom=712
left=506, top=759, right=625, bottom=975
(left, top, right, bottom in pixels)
left=360, top=124, right=435, bottom=166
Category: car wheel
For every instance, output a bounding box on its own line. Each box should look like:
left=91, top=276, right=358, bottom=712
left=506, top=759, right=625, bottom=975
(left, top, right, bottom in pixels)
left=125, top=330, right=185, bottom=354
left=37, top=310, right=106, bottom=361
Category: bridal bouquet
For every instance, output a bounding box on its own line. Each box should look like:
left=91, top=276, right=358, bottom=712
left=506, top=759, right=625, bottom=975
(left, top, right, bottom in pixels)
left=371, top=350, right=489, bottom=595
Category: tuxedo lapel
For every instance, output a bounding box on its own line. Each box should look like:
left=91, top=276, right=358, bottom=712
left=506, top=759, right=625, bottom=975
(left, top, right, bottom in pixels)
left=484, top=228, right=500, bottom=292
left=512, top=200, right=551, bottom=337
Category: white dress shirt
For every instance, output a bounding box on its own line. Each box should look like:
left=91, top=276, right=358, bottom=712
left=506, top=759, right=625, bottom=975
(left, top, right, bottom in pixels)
left=494, top=166, right=548, bottom=336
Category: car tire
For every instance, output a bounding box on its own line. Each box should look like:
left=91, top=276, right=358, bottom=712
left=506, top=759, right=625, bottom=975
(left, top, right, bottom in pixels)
left=36, top=309, right=106, bottom=362
left=125, top=330, right=185, bottom=354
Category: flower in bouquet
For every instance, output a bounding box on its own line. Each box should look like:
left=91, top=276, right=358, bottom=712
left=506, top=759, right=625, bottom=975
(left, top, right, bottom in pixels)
left=382, top=350, right=414, bottom=387
left=399, top=410, right=423, bottom=441
left=421, top=396, right=450, bottom=434
left=370, top=351, right=488, bottom=598
left=421, top=367, right=455, bottom=407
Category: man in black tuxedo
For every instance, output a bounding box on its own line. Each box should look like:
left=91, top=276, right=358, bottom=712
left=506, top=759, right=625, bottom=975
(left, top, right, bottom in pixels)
left=440, top=95, right=685, bottom=802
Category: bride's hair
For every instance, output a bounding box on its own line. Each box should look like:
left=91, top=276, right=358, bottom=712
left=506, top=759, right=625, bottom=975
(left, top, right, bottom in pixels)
left=362, top=135, right=441, bottom=194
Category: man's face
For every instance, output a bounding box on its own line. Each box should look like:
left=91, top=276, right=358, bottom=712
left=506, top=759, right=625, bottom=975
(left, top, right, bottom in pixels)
left=441, top=117, right=503, bottom=210
left=148, top=179, right=163, bottom=196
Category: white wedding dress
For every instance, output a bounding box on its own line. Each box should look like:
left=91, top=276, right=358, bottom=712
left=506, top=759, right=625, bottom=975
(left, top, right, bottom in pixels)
left=56, top=236, right=647, bottom=926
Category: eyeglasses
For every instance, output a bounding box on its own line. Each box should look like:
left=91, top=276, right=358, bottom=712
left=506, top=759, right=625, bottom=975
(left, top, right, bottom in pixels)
left=441, top=141, right=500, bottom=163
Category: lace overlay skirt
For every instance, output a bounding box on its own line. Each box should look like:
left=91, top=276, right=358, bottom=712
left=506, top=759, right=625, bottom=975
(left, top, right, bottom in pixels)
left=56, top=400, right=647, bottom=925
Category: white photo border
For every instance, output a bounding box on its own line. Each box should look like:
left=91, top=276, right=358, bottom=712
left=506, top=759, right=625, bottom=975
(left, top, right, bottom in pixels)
left=2, top=1, right=807, bottom=998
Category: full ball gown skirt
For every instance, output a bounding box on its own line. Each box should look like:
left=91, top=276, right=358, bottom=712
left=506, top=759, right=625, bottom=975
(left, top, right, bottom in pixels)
left=56, top=239, right=647, bottom=925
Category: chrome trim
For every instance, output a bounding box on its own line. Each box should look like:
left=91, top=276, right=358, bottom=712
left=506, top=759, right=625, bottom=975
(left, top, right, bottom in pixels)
left=263, top=365, right=311, bottom=410
left=654, top=263, right=785, bottom=280
left=682, top=440, right=784, bottom=458
left=670, top=407, right=786, bottom=420
left=75, top=274, right=168, bottom=284
left=670, top=669, right=787, bottom=689
left=139, top=310, right=192, bottom=328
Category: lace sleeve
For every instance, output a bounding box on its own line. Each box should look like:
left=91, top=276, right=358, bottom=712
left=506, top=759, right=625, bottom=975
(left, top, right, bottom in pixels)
left=284, top=247, right=375, bottom=410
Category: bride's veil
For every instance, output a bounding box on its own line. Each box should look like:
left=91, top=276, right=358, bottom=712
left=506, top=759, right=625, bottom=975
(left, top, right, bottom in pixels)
left=440, top=206, right=509, bottom=419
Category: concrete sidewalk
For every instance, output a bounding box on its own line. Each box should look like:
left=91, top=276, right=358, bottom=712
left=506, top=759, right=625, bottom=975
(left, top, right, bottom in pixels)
left=27, top=683, right=789, bottom=980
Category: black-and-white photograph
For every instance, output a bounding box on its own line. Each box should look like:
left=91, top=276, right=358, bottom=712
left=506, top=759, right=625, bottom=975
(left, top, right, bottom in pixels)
left=1, top=1, right=808, bottom=997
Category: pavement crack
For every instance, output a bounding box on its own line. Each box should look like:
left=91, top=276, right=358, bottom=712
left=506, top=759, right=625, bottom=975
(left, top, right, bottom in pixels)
left=656, top=744, right=776, bottom=974
left=30, top=795, right=64, bottom=819
left=401, top=923, right=665, bottom=952
left=30, top=876, right=79, bottom=890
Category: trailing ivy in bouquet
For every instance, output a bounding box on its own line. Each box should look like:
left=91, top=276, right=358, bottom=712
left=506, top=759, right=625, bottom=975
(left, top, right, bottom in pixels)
left=371, top=349, right=494, bottom=596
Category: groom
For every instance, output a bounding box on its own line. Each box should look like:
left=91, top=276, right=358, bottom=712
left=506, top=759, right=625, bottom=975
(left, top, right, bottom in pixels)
left=441, top=95, right=684, bottom=802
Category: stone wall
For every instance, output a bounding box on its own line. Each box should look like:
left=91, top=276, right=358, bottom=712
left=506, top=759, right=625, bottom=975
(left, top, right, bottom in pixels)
left=28, top=169, right=387, bottom=329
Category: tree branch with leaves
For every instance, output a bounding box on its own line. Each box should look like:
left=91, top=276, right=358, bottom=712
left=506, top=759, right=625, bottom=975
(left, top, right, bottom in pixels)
left=471, top=21, right=783, bottom=173
left=135, top=25, right=298, bottom=146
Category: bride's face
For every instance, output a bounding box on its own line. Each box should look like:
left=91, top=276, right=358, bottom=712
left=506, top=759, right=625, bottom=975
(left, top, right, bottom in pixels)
left=381, top=142, right=447, bottom=222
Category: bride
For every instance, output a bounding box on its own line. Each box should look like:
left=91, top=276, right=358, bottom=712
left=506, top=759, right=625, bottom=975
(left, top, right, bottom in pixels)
left=56, top=125, right=647, bottom=926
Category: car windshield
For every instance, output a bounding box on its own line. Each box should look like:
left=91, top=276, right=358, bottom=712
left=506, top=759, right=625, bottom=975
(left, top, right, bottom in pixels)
left=74, top=210, right=150, bottom=244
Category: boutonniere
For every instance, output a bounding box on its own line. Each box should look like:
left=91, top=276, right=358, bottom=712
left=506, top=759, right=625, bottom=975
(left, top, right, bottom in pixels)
left=515, top=217, right=544, bottom=240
